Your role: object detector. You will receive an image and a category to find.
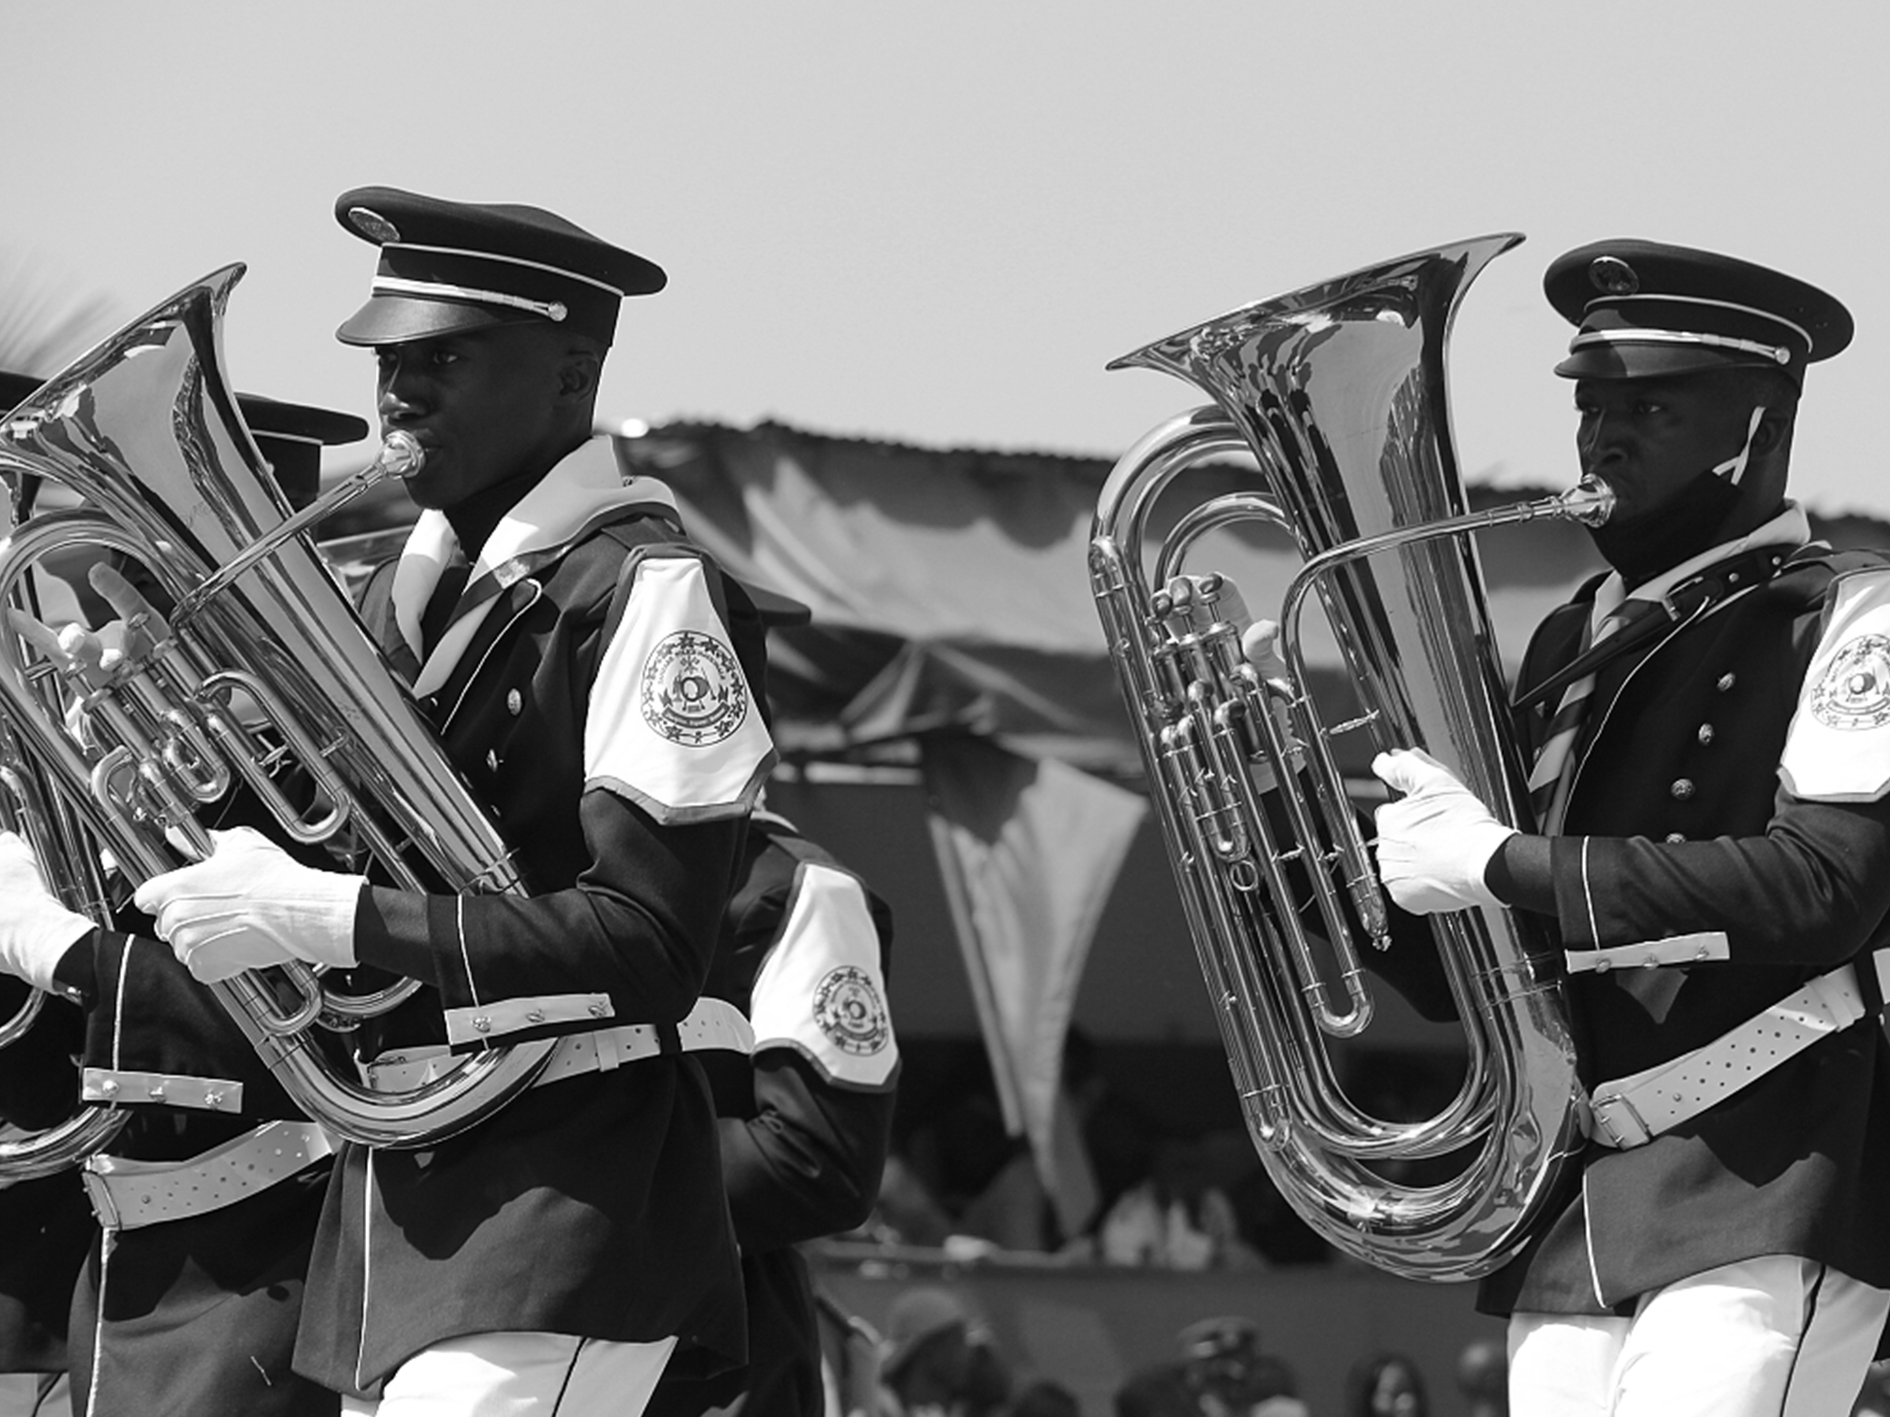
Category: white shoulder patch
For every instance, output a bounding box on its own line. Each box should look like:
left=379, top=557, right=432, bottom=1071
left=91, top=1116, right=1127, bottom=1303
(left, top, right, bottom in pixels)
left=1780, top=568, right=1890, bottom=802
left=748, top=863, right=897, bottom=1090
left=583, top=556, right=776, bottom=822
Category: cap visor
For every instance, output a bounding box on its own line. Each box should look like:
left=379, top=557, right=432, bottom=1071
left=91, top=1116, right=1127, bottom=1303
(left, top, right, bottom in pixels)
left=335, top=294, right=536, bottom=347
left=1553, top=344, right=1793, bottom=382
left=748, top=585, right=812, bottom=628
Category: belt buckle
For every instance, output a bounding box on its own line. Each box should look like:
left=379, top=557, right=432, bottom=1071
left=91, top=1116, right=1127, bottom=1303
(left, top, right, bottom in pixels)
left=1586, top=1091, right=1653, bottom=1149
left=79, top=1165, right=120, bottom=1229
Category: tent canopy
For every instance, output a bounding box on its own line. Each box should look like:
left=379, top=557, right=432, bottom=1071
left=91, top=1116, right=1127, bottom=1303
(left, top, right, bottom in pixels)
left=614, top=418, right=1614, bottom=776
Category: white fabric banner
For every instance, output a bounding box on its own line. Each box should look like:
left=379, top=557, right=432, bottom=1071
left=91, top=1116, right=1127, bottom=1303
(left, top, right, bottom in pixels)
left=924, top=740, right=1147, bottom=1237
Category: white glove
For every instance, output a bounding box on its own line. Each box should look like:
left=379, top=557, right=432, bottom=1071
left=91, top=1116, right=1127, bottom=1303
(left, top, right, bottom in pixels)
left=0, top=831, right=94, bottom=991
left=1371, top=749, right=1517, bottom=915
left=133, top=826, right=364, bottom=983
left=1240, top=618, right=1293, bottom=694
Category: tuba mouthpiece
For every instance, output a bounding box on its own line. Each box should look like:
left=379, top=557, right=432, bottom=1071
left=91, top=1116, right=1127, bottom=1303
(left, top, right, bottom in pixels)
left=379, top=430, right=425, bottom=480
left=1560, top=475, right=1616, bottom=527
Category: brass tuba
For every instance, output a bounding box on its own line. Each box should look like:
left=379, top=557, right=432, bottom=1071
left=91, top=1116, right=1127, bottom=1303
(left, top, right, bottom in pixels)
left=1090, top=234, right=1611, bottom=1281
left=0, top=264, right=553, bottom=1161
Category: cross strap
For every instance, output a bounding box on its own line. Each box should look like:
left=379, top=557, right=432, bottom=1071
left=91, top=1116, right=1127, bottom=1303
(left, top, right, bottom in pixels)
left=1514, top=544, right=1792, bottom=714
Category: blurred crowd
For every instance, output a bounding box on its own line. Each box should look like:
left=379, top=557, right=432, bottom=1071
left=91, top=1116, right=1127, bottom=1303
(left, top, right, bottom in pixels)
left=825, top=1288, right=1510, bottom=1417
left=841, top=1032, right=1420, bottom=1270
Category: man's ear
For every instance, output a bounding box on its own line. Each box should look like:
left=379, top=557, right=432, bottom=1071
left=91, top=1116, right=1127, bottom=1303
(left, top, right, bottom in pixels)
left=555, top=347, right=602, bottom=404
left=1752, top=405, right=1795, bottom=453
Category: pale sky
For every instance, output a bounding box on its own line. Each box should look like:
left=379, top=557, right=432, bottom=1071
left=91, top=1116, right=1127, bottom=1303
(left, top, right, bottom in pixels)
left=5, top=1, right=1889, bottom=514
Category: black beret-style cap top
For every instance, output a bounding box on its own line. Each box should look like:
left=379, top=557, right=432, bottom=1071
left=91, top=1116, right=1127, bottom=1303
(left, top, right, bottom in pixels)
left=332, top=185, right=666, bottom=349
left=1545, top=238, right=1853, bottom=387
left=237, top=395, right=369, bottom=450
left=237, top=396, right=370, bottom=514
left=738, top=580, right=813, bottom=628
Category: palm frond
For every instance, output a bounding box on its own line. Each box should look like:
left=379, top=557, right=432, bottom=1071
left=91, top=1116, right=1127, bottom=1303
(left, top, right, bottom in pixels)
left=0, top=248, right=126, bottom=378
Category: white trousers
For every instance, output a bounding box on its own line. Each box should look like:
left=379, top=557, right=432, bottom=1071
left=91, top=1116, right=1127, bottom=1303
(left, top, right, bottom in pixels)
left=1509, top=1256, right=1890, bottom=1417
left=0, top=1373, right=65, bottom=1417
left=342, top=1332, right=678, bottom=1417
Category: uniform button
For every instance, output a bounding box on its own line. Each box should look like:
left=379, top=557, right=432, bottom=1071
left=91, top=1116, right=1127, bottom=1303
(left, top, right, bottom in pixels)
left=506, top=689, right=522, bottom=715
left=1697, top=724, right=1714, bottom=745
left=474, top=1017, right=492, bottom=1033
left=1717, top=673, right=1736, bottom=692
left=1665, top=832, right=1686, bottom=844
left=486, top=750, right=500, bottom=772
left=527, top=1010, right=545, bottom=1024
left=1670, top=778, right=1695, bottom=800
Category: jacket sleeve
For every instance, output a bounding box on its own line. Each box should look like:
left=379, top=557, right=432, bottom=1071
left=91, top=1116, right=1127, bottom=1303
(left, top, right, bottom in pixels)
left=1548, top=794, right=1890, bottom=968
left=714, top=835, right=898, bottom=1252
left=718, top=1053, right=895, bottom=1252
left=68, top=928, right=309, bottom=1125
left=360, top=799, right=750, bottom=1038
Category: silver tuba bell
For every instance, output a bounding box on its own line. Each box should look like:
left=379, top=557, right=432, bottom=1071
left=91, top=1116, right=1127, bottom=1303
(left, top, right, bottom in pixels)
left=0, top=264, right=554, bottom=1165
left=1090, top=234, right=1610, bottom=1280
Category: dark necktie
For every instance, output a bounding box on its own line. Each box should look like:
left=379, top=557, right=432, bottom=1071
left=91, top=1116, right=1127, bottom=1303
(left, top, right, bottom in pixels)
left=1526, top=598, right=1663, bottom=828
left=417, top=557, right=471, bottom=660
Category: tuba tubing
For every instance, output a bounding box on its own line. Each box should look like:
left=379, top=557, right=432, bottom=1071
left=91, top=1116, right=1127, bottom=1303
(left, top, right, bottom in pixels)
left=1091, top=234, right=1605, bottom=1279
left=0, top=721, right=129, bottom=1176
left=0, top=265, right=553, bottom=1155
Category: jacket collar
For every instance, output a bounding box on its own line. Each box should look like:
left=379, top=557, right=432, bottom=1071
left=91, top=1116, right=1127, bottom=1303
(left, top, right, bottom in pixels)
left=390, top=436, right=679, bottom=696
left=1586, top=501, right=1810, bottom=634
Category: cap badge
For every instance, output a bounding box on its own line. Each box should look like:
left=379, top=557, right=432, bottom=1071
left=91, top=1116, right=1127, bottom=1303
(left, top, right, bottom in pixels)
left=1588, top=255, right=1640, bottom=297
left=347, top=206, right=403, bottom=244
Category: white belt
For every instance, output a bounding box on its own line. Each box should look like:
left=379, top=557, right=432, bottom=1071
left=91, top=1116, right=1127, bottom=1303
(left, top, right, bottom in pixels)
left=364, top=996, right=754, bottom=1094
left=1585, top=951, right=1890, bottom=1149
left=81, top=1120, right=334, bottom=1230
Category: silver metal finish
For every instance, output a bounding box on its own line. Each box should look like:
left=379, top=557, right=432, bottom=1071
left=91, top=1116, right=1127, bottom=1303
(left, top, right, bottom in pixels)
left=1090, top=235, right=1602, bottom=1280
left=0, top=265, right=552, bottom=1153
left=0, top=720, right=128, bottom=1175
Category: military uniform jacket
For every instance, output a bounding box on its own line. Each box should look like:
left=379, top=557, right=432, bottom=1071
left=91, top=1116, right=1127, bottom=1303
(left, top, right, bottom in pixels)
left=56, top=927, right=337, bottom=1417
left=1481, top=534, right=1890, bottom=1321
left=648, top=817, right=899, bottom=1417
left=297, top=441, right=773, bottom=1396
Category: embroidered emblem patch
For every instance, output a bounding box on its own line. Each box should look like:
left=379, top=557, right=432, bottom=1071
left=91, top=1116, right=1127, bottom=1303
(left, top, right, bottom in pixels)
left=1811, top=633, right=1890, bottom=730
left=639, top=630, right=748, bottom=746
left=812, top=965, right=890, bottom=1056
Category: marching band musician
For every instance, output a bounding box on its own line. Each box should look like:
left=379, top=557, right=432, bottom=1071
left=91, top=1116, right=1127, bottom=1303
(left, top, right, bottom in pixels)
left=0, top=368, right=91, bottom=1417
left=1353, top=242, right=1890, bottom=1416
left=136, top=187, right=772, bottom=1415
left=0, top=392, right=370, bottom=1416
left=646, top=752, right=899, bottom=1417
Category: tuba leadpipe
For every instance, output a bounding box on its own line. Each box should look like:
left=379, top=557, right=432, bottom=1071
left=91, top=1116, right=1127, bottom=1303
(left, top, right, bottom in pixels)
left=1091, top=234, right=1603, bottom=1280
left=0, top=264, right=553, bottom=1154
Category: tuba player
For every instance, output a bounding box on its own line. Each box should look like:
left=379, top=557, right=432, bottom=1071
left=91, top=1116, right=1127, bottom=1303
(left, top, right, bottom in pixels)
left=1361, top=241, right=1890, bottom=1416
left=138, top=187, right=772, bottom=1417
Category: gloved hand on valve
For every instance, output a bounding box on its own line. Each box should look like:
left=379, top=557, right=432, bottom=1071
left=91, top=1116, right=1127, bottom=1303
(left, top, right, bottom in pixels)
left=0, top=830, right=96, bottom=991
left=133, top=826, right=365, bottom=984
left=1371, top=748, right=1518, bottom=915
left=1240, top=617, right=1294, bottom=696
